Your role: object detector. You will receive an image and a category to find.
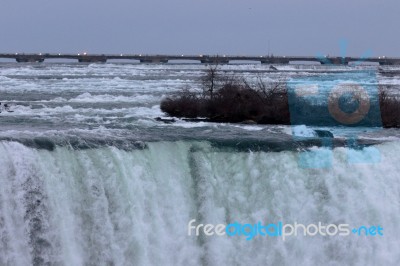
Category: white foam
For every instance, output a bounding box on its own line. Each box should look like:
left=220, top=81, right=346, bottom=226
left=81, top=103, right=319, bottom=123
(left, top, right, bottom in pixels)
left=0, top=140, right=399, bottom=265
left=291, top=125, right=317, bottom=137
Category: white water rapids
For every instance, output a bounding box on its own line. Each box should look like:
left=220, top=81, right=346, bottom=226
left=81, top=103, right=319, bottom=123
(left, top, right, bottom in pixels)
left=0, top=140, right=399, bottom=266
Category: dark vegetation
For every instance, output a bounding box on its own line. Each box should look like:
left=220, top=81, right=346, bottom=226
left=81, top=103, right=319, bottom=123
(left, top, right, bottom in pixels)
left=379, top=87, right=400, bottom=128
left=161, top=63, right=290, bottom=124
left=160, top=63, right=400, bottom=128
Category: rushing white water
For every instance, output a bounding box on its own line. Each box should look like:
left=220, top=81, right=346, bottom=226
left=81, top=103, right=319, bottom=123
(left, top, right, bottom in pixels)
left=0, top=140, right=399, bottom=266
left=0, top=62, right=400, bottom=265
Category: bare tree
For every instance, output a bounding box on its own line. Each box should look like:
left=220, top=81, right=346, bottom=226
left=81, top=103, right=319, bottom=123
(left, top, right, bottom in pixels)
left=201, top=56, right=221, bottom=99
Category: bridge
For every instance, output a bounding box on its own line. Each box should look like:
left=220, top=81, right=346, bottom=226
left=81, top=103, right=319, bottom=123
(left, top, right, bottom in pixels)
left=0, top=53, right=399, bottom=65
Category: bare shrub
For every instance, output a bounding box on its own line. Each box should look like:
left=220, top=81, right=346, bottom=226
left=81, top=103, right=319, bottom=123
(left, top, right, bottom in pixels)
left=379, top=86, right=400, bottom=127
left=160, top=88, right=202, bottom=118
left=160, top=69, right=291, bottom=124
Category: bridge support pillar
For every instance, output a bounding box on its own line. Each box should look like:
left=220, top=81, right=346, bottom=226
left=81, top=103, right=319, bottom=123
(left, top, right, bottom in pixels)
left=260, top=59, right=289, bottom=64
left=320, top=57, right=349, bottom=65
left=379, top=61, right=398, bottom=65
left=16, top=56, right=45, bottom=63
left=200, top=58, right=229, bottom=64
left=140, top=58, right=168, bottom=63
left=78, top=56, right=107, bottom=63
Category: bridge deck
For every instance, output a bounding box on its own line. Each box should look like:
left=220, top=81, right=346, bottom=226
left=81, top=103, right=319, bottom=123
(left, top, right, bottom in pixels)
left=1, top=53, right=399, bottom=65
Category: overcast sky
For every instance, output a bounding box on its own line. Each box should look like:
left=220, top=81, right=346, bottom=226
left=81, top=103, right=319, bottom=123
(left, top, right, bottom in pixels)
left=1, top=0, right=399, bottom=57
